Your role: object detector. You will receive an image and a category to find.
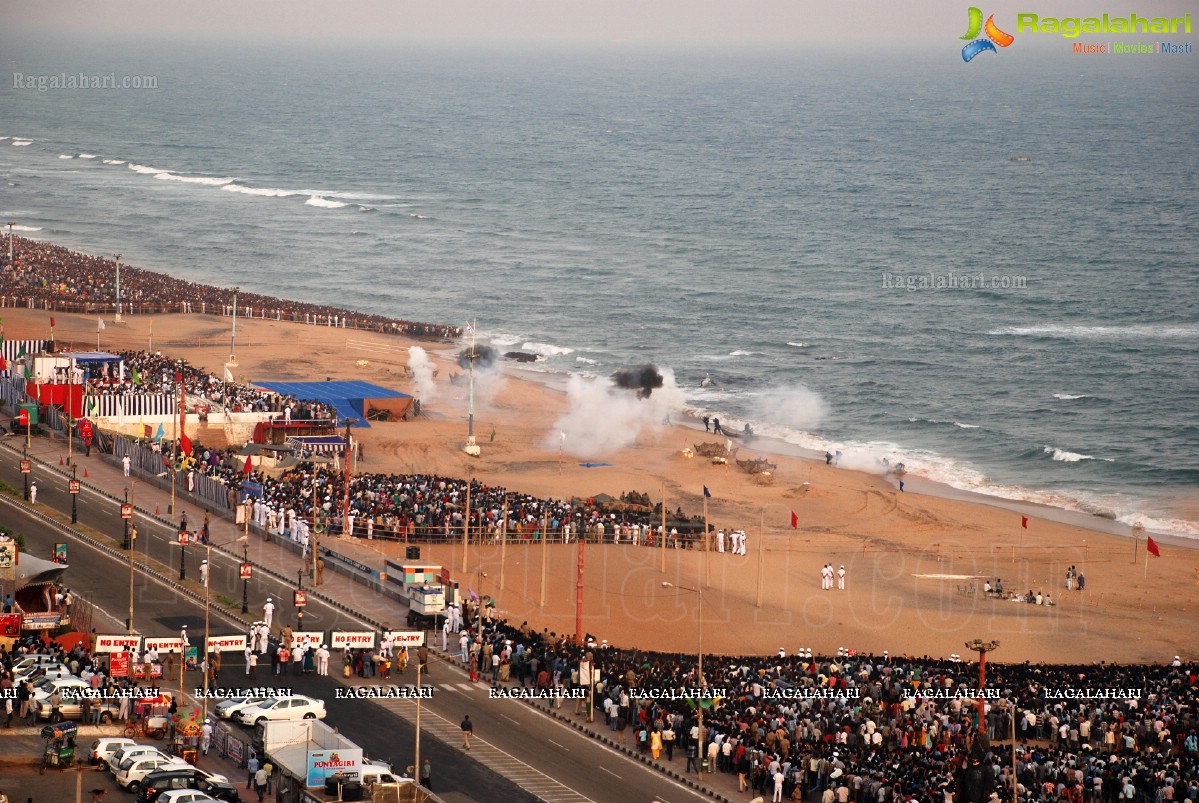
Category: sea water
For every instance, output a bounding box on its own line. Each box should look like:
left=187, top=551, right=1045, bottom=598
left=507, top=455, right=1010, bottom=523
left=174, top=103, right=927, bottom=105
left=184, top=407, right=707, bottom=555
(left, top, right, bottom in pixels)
left=1, top=34, right=1196, bottom=536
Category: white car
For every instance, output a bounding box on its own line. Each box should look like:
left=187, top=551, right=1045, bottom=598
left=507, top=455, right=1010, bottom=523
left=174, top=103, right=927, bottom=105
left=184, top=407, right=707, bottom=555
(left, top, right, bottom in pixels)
left=116, top=758, right=192, bottom=794
left=12, top=654, right=67, bottom=675
left=156, top=792, right=222, bottom=803
left=214, top=696, right=270, bottom=720
left=236, top=694, right=326, bottom=726
left=89, top=736, right=137, bottom=770
left=32, top=676, right=118, bottom=722
left=112, top=747, right=176, bottom=774
left=14, top=661, right=73, bottom=684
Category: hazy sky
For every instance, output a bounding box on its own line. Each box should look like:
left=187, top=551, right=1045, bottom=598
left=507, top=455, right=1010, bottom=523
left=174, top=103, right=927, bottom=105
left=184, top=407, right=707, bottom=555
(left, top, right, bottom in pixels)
left=10, top=0, right=1195, bottom=45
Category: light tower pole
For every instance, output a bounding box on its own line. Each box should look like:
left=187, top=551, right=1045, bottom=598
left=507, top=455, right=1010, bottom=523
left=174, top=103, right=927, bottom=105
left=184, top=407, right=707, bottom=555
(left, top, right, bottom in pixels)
left=965, top=638, right=999, bottom=736
left=113, top=254, right=123, bottom=322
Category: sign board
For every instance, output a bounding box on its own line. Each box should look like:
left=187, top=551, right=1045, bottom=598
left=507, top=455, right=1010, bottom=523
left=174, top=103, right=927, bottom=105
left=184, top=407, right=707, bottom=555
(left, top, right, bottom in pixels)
left=235, top=506, right=246, bottom=525
left=0, top=542, right=16, bottom=568
left=239, top=562, right=253, bottom=580
left=22, top=612, right=62, bottom=630
left=110, top=652, right=130, bottom=678
left=0, top=613, right=21, bottom=636
left=144, top=637, right=184, bottom=654
left=330, top=631, right=375, bottom=650
left=291, top=631, right=324, bottom=649
left=384, top=630, right=426, bottom=648
left=206, top=634, right=249, bottom=653
left=294, top=589, right=307, bottom=608
left=178, top=530, right=190, bottom=545
left=53, top=543, right=68, bottom=564
left=94, top=634, right=142, bottom=653
left=306, top=748, right=364, bottom=788
left=69, top=479, right=79, bottom=495
left=120, top=503, right=133, bottom=519
left=19, top=459, right=31, bottom=473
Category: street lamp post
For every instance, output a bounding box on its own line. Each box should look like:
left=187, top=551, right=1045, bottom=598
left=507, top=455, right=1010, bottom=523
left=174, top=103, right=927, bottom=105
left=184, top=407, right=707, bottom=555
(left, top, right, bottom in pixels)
left=662, top=581, right=705, bottom=778
left=127, top=523, right=138, bottom=633
left=70, top=464, right=78, bottom=524
left=22, top=446, right=29, bottom=501
left=113, top=254, right=123, bottom=322
left=7, top=221, right=14, bottom=266
left=241, top=542, right=250, bottom=614
left=122, top=488, right=132, bottom=549
left=203, top=535, right=248, bottom=719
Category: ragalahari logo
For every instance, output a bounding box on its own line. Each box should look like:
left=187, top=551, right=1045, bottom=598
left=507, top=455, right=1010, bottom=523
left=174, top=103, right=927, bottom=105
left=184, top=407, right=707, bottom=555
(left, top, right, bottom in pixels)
left=961, top=7, right=1016, bottom=61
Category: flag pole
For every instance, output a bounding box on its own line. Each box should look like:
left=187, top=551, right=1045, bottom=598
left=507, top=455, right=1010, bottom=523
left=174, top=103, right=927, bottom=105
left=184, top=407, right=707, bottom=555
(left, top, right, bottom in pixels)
left=660, top=485, right=666, bottom=573
left=462, top=478, right=470, bottom=573
left=703, top=494, right=710, bottom=589
left=499, top=499, right=508, bottom=591
left=755, top=509, right=764, bottom=607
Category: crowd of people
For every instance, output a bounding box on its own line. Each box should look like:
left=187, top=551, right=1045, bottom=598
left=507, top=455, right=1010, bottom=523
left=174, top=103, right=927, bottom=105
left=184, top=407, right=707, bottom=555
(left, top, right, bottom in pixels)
left=1, top=235, right=461, bottom=339
left=445, top=615, right=1198, bottom=803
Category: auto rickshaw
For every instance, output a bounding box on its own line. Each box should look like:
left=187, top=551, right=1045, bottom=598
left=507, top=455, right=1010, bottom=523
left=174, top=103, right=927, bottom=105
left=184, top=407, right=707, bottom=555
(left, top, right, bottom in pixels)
left=39, top=721, right=77, bottom=773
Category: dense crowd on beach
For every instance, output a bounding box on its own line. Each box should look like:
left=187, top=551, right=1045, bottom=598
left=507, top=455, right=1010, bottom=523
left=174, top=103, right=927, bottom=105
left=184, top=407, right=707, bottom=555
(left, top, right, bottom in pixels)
left=0, top=235, right=461, bottom=339
left=448, top=615, right=1199, bottom=803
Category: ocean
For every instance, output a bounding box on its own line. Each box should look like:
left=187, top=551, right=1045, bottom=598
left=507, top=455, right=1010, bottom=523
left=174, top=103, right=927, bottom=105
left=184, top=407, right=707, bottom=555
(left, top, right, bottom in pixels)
left=2, top=34, right=1196, bottom=537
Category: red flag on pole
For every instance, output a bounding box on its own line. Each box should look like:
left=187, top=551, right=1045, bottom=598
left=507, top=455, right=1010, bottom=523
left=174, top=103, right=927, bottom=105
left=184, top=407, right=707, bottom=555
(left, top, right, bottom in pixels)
left=244, top=456, right=253, bottom=475
left=1021, top=516, right=1028, bottom=529
left=790, top=511, right=799, bottom=529
left=50, top=316, right=55, bottom=328
left=1146, top=536, right=1161, bottom=557
left=180, top=432, right=192, bottom=456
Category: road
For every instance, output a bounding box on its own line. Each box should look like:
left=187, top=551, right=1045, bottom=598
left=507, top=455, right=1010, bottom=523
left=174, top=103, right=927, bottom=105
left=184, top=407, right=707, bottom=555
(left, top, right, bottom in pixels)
left=0, top=443, right=724, bottom=803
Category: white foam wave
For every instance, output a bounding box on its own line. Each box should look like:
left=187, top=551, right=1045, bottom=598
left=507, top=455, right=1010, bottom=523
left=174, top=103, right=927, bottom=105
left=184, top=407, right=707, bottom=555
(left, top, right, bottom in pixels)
left=102, top=159, right=126, bottom=165
left=729, top=349, right=759, bottom=356
left=12, top=140, right=32, bottom=146
left=488, top=334, right=520, bottom=347
left=575, top=357, right=598, bottom=365
left=1043, top=445, right=1103, bottom=463
left=221, top=184, right=301, bottom=197
left=304, top=195, right=348, bottom=209
left=786, top=342, right=809, bottom=348
left=10, top=225, right=43, bottom=232
left=991, top=324, right=1199, bottom=339
left=155, top=173, right=234, bottom=186
left=0, top=137, right=9, bottom=141
left=522, top=341, right=574, bottom=357
left=78, top=153, right=97, bottom=159
left=58, top=154, right=74, bottom=160
left=1052, top=393, right=1089, bottom=400
left=954, top=422, right=979, bottom=429
left=128, top=163, right=169, bottom=175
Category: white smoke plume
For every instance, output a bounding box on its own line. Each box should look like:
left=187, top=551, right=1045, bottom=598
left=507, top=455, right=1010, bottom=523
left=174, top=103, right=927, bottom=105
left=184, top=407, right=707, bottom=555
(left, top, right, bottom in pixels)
left=407, top=346, right=438, bottom=404
left=552, top=367, right=685, bottom=457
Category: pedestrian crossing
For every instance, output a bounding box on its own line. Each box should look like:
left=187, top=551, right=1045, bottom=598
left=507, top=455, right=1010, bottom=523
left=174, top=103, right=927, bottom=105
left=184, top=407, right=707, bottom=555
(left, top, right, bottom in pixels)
left=376, top=696, right=596, bottom=803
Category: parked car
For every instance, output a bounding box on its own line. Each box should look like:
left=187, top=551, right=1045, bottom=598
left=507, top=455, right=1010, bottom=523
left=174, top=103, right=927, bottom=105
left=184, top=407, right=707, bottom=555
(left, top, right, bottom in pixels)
left=214, top=696, right=270, bottom=720
left=138, top=768, right=238, bottom=803
left=88, top=736, right=138, bottom=770
left=236, top=694, right=325, bottom=726
left=12, top=654, right=68, bottom=676
left=116, top=758, right=193, bottom=794
left=14, top=661, right=74, bottom=684
left=155, top=792, right=221, bottom=803
left=111, top=747, right=177, bottom=775
left=32, top=676, right=119, bottom=722
left=154, top=792, right=221, bottom=803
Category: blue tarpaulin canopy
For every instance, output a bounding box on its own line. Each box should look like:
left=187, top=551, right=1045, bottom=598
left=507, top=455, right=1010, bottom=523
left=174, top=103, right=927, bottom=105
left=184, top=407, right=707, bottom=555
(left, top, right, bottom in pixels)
left=256, top=380, right=412, bottom=428
left=63, top=351, right=123, bottom=364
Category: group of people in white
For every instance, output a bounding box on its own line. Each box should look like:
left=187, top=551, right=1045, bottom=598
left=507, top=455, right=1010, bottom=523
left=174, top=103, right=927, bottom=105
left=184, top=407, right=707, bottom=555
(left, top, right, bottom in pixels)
left=819, top=563, right=847, bottom=590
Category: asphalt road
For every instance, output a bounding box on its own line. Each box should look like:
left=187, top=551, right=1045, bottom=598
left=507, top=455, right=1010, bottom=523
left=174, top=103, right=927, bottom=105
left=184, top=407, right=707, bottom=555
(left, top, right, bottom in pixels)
left=0, top=442, right=723, bottom=803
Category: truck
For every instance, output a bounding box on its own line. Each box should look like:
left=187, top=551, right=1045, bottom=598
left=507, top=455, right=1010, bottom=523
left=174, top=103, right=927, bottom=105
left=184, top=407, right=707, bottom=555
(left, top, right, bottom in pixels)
left=404, top=584, right=446, bottom=629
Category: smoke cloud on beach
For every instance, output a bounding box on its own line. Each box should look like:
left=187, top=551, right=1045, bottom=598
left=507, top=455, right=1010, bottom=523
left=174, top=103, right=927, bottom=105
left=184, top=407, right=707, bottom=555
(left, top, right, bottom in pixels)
left=407, top=346, right=437, bottom=404
left=611, top=364, right=665, bottom=399
left=552, top=365, right=685, bottom=457
left=458, top=344, right=499, bottom=371
left=749, top=386, right=828, bottom=434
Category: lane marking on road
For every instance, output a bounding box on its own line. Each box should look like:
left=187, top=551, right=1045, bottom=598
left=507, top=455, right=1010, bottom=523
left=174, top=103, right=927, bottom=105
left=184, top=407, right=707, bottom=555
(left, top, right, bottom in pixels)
left=501, top=713, right=521, bottom=724
left=600, top=767, right=622, bottom=779
left=548, top=739, right=569, bottom=751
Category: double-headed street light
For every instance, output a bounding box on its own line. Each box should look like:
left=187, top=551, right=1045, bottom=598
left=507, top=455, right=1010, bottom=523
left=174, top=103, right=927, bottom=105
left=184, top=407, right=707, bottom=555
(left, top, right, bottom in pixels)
left=662, top=581, right=706, bottom=778
left=202, top=534, right=249, bottom=719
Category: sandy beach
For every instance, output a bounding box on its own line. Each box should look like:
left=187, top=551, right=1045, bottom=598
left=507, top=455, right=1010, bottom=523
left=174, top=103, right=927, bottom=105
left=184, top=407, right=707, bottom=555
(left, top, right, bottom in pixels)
left=9, top=307, right=1198, bottom=664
